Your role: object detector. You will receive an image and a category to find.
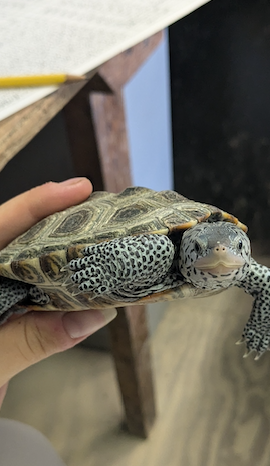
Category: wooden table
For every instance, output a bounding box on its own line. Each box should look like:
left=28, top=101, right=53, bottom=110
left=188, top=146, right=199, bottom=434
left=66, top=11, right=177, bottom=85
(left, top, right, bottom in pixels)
left=0, top=31, right=163, bottom=438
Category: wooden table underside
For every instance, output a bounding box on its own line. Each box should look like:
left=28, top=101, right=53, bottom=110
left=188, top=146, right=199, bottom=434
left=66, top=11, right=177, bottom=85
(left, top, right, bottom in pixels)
left=0, top=31, right=163, bottom=438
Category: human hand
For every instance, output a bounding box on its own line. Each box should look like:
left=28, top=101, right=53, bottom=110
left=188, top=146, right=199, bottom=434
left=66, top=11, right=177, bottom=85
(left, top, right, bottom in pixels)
left=0, top=178, right=117, bottom=407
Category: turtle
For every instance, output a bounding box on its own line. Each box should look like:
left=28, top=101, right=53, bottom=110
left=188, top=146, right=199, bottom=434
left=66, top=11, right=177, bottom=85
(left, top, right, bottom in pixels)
left=0, top=186, right=269, bottom=359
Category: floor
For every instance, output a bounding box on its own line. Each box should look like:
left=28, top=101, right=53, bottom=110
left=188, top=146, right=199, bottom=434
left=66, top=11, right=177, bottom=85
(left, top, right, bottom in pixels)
left=2, top=254, right=270, bottom=466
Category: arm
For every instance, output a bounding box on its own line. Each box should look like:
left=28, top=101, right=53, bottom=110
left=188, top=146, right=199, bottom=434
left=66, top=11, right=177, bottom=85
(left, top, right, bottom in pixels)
left=0, top=178, right=117, bottom=407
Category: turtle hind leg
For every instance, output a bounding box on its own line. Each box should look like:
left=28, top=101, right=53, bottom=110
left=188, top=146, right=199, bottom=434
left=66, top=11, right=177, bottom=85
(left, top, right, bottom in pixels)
left=0, top=278, right=50, bottom=324
left=0, top=277, right=30, bottom=323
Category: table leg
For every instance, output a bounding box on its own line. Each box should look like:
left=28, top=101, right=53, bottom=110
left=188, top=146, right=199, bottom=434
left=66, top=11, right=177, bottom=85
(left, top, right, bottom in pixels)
left=63, top=34, right=162, bottom=437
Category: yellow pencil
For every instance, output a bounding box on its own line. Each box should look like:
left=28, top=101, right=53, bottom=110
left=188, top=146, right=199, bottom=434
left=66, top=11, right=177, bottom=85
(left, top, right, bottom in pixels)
left=0, top=74, right=87, bottom=88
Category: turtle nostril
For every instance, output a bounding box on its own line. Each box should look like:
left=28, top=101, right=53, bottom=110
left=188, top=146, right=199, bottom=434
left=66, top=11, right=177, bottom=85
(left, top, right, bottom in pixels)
left=215, top=246, right=226, bottom=252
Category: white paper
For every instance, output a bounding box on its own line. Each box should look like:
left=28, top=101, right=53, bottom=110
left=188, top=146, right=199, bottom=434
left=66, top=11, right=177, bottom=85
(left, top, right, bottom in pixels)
left=0, top=0, right=210, bottom=122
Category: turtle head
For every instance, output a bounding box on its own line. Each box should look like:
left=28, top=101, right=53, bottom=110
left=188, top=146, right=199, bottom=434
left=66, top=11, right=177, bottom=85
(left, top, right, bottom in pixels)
left=179, top=221, right=251, bottom=290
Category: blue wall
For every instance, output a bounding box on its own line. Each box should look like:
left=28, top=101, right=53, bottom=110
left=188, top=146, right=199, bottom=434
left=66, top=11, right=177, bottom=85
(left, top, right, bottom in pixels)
left=124, top=31, right=173, bottom=191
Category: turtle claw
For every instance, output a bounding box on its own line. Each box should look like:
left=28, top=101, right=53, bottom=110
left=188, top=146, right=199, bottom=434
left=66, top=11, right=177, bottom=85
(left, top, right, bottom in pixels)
left=62, top=280, right=81, bottom=295
left=60, top=265, right=70, bottom=273
left=242, top=347, right=263, bottom=360
left=62, top=275, right=74, bottom=286
left=71, top=287, right=95, bottom=299
left=71, top=290, right=81, bottom=296
left=243, top=348, right=254, bottom=358
left=243, top=349, right=263, bottom=361
left=254, top=352, right=263, bottom=361
left=238, top=328, right=270, bottom=360
left=235, top=334, right=259, bottom=359
left=235, top=337, right=246, bottom=345
left=68, top=284, right=81, bottom=296
left=241, top=342, right=269, bottom=360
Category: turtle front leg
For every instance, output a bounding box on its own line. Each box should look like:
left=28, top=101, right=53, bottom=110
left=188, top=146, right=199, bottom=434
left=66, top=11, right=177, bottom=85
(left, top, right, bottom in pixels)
left=67, top=234, right=175, bottom=299
left=237, top=258, right=270, bottom=359
left=239, top=294, right=270, bottom=359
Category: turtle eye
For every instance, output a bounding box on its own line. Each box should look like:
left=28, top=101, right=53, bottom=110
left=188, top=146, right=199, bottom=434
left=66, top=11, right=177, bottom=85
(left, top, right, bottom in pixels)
left=238, top=240, right=243, bottom=251
left=194, top=241, right=202, bottom=255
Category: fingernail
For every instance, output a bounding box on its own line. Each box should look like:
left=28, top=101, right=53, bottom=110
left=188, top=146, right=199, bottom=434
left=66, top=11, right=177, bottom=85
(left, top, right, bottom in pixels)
left=63, top=308, right=117, bottom=339
left=58, top=177, right=88, bottom=187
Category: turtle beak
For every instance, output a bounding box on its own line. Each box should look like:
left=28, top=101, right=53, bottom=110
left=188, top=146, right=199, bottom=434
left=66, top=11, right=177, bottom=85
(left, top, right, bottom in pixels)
left=194, top=243, right=245, bottom=275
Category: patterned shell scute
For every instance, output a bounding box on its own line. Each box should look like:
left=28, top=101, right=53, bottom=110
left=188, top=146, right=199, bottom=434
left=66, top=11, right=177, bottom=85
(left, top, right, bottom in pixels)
left=12, top=218, right=48, bottom=244
left=49, top=209, right=92, bottom=237
left=11, top=259, right=45, bottom=284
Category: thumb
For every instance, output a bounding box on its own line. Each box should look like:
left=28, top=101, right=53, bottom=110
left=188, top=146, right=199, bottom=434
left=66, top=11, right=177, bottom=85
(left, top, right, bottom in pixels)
left=0, top=308, right=117, bottom=387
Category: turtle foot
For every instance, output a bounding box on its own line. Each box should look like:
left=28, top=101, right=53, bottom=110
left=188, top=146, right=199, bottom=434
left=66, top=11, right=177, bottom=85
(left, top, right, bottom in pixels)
left=239, top=326, right=270, bottom=360
left=28, top=286, right=50, bottom=305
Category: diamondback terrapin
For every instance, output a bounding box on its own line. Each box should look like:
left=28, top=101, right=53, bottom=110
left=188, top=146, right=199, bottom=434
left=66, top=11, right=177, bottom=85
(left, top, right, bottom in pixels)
left=0, top=187, right=269, bottom=358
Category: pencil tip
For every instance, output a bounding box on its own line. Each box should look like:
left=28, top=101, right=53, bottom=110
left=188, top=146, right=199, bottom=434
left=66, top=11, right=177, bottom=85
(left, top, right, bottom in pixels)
left=66, top=74, right=87, bottom=82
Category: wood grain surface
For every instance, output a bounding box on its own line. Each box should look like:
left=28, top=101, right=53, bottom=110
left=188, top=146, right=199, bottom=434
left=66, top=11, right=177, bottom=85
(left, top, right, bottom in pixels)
left=0, top=33, right=164, bottom=439
left=109, top=305, right=156, bottom=438
left=0, top=72, right=96, bottom=172
left=2, top=254, right=270, bottom=466
left=63, top=35, right=164, bottom=437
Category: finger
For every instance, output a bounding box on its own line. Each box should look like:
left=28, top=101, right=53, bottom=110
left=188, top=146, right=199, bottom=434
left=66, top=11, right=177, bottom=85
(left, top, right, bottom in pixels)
left=0, top=308, right=117, bottom=388
left=0, top=178, right=92, bottom=249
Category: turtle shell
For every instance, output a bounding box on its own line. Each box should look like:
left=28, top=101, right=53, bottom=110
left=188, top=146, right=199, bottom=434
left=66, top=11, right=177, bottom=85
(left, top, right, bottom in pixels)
left=0, top=187, right=247, bottom=310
